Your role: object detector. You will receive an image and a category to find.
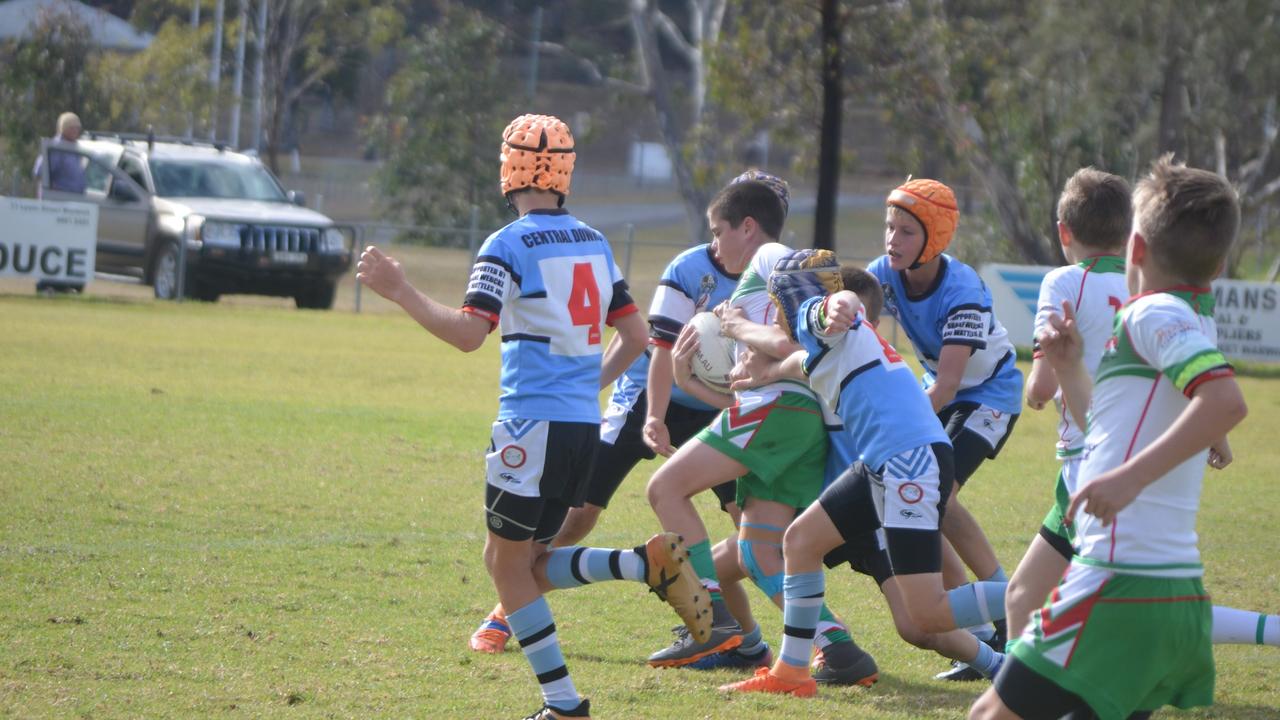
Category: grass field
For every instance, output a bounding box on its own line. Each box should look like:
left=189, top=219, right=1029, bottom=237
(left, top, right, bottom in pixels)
left=2, top=282, right=1278, bottom=718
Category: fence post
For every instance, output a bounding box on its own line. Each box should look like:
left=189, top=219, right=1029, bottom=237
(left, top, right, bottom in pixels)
left=624, top=223, right=635, bottom=280
left=354, top=225, right=363, bottom=314
left=468, top=205, right=481, bottom=259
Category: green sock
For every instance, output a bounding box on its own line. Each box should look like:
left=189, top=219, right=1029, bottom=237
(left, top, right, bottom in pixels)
left=686, top=539, right=722, bottom=602
left=816, top=605, right=852, bottom=646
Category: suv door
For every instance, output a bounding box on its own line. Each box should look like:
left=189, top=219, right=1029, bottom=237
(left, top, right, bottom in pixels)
left=40, top=143, right=151, bottom=276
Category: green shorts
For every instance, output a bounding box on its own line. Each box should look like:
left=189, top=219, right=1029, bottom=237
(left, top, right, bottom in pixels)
left=1013, top=562, right=1214, bottom=720
left=1040, top=460, right=1079, bottom=547
left=695, top=391, right=826, bottom=509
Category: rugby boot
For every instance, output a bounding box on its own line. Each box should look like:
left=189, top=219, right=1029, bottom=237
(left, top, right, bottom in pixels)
left=718, top=665, right=817, bottom=698
left=648, top=597, right=744, bottom=668
left=811, top=639, right=879, bottom=686
left=522, top=698, right=590, bottom=719
left=934, top=629, right=1004, bottom=681
left=687, top=641, right=773, bottom=670
left=469, top=605, right=510, bottom=653
left=642, top=532, right=712, bottom=643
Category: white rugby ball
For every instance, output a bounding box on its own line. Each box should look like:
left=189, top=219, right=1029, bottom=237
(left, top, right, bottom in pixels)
left=688, top=311, right=736, bottom=394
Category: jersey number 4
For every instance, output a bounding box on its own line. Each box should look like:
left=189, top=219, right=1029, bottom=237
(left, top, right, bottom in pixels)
left=568, top=262, right=602, bottom=345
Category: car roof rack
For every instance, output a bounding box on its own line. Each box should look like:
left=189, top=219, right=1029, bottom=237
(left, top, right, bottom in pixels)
left=85, top=129, right=228, bottom=153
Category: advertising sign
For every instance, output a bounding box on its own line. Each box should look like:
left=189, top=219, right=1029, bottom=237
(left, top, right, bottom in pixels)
left=0, top=197, right=97, bottom=285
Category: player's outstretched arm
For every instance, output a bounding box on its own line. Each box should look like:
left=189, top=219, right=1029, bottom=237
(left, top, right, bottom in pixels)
left=643, top=344, right=677, bottom=456
left=1038, top=301, right=1090, bottom=427
left=600, top=310, right=647, bottom=390
left=357, top=245, right=489, bottom=352
left=1068, top=376, right=1247, bottom=526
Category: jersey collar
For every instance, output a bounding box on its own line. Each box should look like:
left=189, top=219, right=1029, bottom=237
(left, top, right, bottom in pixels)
left=1077, top=254, right=1125, bottom=274
left=1127, top=285, right=1215, bottom=316
left=899, top=255, right=949, bottom=301
left=525, top=208, right=569, bottom=216
left=703, top=244, right=742, bottom=280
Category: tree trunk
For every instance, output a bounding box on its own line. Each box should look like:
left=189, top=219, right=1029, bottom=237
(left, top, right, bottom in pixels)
left=813, top=0, right=841, bottom=251
left=1156, top=11, right=1187, bottom=158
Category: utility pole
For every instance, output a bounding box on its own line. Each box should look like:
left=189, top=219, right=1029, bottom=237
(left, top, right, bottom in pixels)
left=251, top=0, right=268, bottom=153
left=208, top=0, right=225, bottom=142
left=186, top=0, right=201, bottom=139
left=526, top=5, right=543, bottom=101
left=229, top=0, right=247, bottom=148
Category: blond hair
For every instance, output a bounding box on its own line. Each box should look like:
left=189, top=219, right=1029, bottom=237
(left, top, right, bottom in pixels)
left=1133, top=156, right=1239, bottom=285
left=56, top=112, right=82, bottom=136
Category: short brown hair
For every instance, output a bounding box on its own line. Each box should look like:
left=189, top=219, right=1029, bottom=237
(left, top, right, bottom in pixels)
left=1057, top=168, right=1132, bottom=252
left=841, top=266, right=883, bottom=325
left=708, top=180, right=785, bottom=240
left=1133, top=156, right=1240, bottom=285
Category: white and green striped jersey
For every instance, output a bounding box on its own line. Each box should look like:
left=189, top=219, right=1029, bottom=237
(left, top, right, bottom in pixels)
left=1034, top=255, right=1129, bottom=460
left=1075, top=288, right=1234, bottom=577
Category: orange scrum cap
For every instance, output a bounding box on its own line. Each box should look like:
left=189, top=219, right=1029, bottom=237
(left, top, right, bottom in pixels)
left=887, top=178, right=959, bottom=268
left=500, top=114, right=576, bottom=203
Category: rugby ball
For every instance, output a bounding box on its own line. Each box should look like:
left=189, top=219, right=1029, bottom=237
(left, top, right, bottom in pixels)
left=688, top=312, right=736, bottom=394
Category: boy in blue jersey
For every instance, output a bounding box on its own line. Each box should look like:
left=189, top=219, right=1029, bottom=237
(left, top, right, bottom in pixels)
left=357, top=114, right=711, bottom=720
left=721, top=252, right=1009, bottom=697
left=868, top=179, right=1019, bottom=679
left=466, top=171, right=771, bottom=656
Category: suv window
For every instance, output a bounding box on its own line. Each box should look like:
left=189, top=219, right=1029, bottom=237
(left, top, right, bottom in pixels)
left=118, top=155, right=149, bottom=191
left=148, top=159, right=286, bottom=202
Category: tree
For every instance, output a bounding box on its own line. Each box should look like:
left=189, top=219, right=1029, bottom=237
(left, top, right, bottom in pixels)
left=0, top=8, right=101, bottom=189
left=368, top=5, right=512, bottom=235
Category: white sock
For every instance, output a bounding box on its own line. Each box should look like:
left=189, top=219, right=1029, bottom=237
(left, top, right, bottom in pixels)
left=1212, top=605, right=1280, bottom=646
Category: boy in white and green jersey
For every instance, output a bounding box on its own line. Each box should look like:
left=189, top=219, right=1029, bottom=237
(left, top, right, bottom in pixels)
left=970, top=159, right=1247, bottom=720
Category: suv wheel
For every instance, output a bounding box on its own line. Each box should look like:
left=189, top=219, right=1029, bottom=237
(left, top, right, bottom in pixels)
left=295, top=281, right=337, bottom=310
left=152, top=241, right=182, bottom=300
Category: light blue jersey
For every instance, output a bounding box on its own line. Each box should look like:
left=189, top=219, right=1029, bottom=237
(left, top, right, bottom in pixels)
left=797, top=296, right=949, bottom=471
left=463, top=209, right=637, bottom=423
left=608, top=244, right=740, bottom=413
left=868, top=254, right=1023, bottom=414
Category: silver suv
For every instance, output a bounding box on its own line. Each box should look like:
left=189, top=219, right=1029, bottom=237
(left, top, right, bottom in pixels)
left=38, top=133, right=352, bottom=309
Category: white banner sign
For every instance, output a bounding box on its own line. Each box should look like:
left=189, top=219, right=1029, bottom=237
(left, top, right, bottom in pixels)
left=0, top=197, right=97, bottom=284
left=981, top=263, right=1280, bottom=364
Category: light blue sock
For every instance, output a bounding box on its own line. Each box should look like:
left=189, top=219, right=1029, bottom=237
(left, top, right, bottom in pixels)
left=543, top=547, right=644, bottom=589
left=779, top=571, right=825, bottom=670
left=971, top=640, right=1005, bottom=678
left=948, top=580, right=1009, bottom=628
left=737, top=623, right=765, bottom=654
left=508, top=597, right=579, bottom=709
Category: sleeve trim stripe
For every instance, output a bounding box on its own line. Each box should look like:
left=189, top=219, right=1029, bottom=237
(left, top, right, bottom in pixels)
left=649, top=337, right=674, bottom=349
left=941, top=338, right=987, bottom=349
left=606, top=303, right=640, bottom=325
left=461, top=305, right=499, bottom=332
left=657, top=279, right=693, bottom=298
left=1183, top=366, right=1235, bottom=397
left=1169, top=349, right=1230, bottom=391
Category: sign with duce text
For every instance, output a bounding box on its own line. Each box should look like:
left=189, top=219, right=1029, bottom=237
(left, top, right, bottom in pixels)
left=982, top=263, right=1280, bottom=364
left=0, top=197, right=97, bottom=284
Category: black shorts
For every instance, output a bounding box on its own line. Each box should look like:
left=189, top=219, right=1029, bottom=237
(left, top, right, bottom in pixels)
left=817, top=442, right=954, bottom=577
left=484, top=420, right=599, bottom=543
left=937, top=401, right=1019, bottom=486
left=585, top=391, right=721, bottom=509
left=992, top=656, right=1152, bottom=720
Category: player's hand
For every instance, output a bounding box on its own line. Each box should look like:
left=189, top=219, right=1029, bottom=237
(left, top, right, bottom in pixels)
left=1066, top=469, right=1144, bottom=527
left=715, top=301, right=750, bottom=340
left=643, top=416, right=675, bottom=457
left=1037, top=300, right=1084, bottom=369
left=671, top=324, right=700, bottom=388
left=357, top=245, right=408, bottom=303
left=1208, top=436, right=1233, bottom=470
left=729, top=346, right=777, bottom=391
left=823, top=291, right=862, bottom=335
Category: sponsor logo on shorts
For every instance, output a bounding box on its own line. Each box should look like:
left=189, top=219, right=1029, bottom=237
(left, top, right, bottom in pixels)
left=899, top=508, right=924, bottom=520
left=488, top=515, right=503, bottom=530
left=500, top=444, right=526, bottom=468
left=898, top=481, right=924, bottom=504
left=499, top=472, right=518, bottom=484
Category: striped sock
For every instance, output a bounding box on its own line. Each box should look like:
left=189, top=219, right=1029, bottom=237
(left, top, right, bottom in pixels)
left=948, top=580, right=1008, bottom=628
left=1212, top=606, right=1280, bottom=646
left=508, top=597, right=579, bottom=710
left=970, top=640, right=1004, bottom=678
left=779, top=571, right=825, bottom=670
left=737, top=623, right=765, bottom=655
left=686, top=538, right=722, bottom=601
left=543, top=547, right=644, bottom=589
left=815, top=606, right=852, bottom=648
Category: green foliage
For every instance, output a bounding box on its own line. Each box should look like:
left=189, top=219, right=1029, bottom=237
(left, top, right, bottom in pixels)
left=0, top=8, right=102, bottom=188
left=92, top=19, right=212, bottom=136
left=368, top=5, right=513, bottom=236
